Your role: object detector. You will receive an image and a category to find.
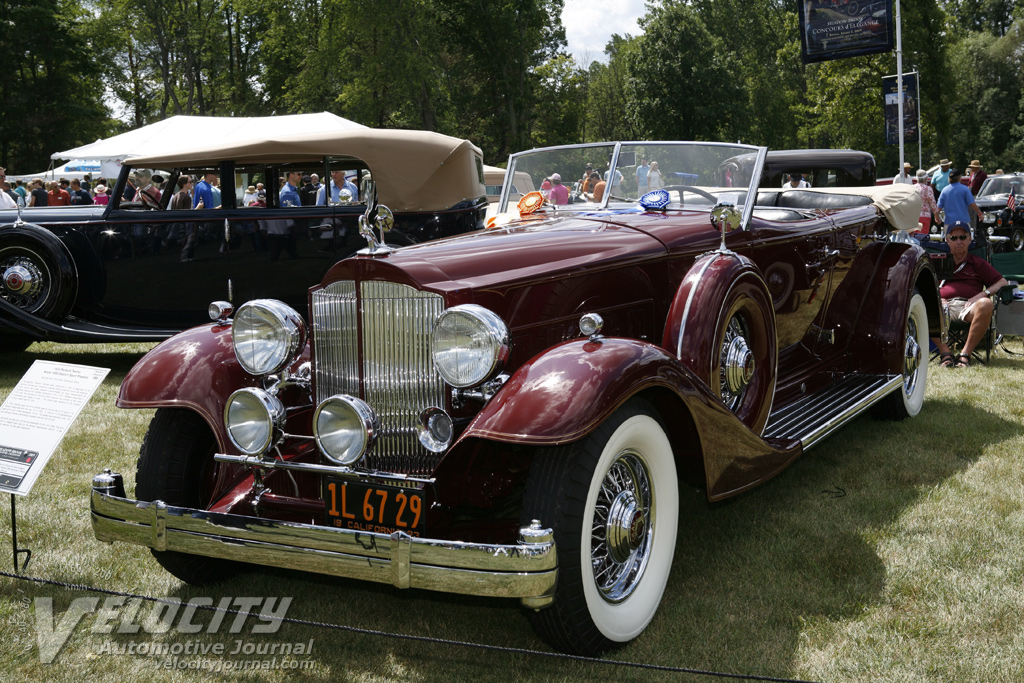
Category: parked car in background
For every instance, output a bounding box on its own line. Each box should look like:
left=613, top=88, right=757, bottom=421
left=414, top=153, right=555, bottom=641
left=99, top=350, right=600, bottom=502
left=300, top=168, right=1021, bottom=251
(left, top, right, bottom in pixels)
left=0, top=129, right=486, bottom=352
left=92, top=140, right=940, bottom=656
left=721, top=148, right=876, bottom=188
left=975, top=173, right=1024, bottom=251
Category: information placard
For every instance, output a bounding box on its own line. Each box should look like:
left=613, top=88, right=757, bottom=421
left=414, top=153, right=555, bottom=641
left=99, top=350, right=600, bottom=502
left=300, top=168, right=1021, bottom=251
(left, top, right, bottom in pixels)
left=0, top=361, right=109, bottom=495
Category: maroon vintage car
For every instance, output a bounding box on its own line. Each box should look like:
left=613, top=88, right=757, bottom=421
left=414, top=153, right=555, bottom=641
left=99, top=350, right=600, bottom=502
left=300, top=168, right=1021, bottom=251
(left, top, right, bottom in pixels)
left=91, top=141, right=940, bottom=655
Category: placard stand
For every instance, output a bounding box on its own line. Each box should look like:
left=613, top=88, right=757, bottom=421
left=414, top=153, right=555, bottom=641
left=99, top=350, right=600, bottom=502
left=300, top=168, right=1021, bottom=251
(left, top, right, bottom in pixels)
left=10, top=494, right=30, bottom=572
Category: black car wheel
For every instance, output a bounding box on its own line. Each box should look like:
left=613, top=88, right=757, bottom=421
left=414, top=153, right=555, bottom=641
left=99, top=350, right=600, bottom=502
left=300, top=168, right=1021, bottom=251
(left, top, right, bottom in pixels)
left=521, top=399, right=678, bottom=656
left=0, top=236, right=73, bottom=321
left=1012, top=228, right=1024, bottom=252
left=135, top=408, right=239, bottom=585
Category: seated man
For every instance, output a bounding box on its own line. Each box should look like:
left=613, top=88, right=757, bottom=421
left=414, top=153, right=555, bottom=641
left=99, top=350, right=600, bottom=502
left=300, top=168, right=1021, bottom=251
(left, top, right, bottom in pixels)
left=931, top=221, right=1008, bottom=367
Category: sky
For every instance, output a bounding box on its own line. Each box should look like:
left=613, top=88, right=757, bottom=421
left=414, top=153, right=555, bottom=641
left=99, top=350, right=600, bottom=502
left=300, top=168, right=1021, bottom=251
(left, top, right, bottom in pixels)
left=561, top=0, right=648, bottom=63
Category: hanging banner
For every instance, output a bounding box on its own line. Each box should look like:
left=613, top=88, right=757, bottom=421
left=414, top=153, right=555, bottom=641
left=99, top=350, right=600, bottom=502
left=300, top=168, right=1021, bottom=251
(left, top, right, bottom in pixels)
left=798, top=0, right=895, bottom=64
left=882, top=72, right=919, bottom=145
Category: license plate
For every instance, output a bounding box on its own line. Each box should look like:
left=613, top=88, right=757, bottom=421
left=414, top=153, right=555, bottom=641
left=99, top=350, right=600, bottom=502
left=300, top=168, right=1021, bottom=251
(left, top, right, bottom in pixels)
left=323, top=478, right=424, bottom=536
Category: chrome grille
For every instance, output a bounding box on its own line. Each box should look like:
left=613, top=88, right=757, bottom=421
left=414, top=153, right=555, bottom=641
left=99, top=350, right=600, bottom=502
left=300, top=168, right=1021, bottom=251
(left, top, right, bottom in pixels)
left=312, top=280, right=446, bottom=474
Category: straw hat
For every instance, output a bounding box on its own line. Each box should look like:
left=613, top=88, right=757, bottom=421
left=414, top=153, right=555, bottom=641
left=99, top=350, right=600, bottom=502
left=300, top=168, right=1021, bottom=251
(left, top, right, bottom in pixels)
left=939, top=159, right=951, bottom=167
left=968, top=160, right=982, bottom=169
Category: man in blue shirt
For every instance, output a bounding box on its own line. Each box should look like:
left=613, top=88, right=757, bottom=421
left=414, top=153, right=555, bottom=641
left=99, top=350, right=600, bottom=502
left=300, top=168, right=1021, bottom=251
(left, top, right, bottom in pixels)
left=279, top=171, right=302, bottom=207
left=937, top=168, right=982, bottom=228
left=932, top=159, right=951, bottom=194
left=635, top=158, right=650, bottom=195
left=316, top=170, right=358, bottom=204
left=192, top=173, right=216, bottom=209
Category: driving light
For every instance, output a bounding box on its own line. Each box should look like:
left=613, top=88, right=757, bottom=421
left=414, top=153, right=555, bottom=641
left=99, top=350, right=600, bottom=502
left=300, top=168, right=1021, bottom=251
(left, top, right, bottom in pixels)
left=314, top=395, right=378, bottom=465
left=224, top=388, right=286, bottom=455
left=988, top=226, right=996, bottom=235
left=431, top=305, right=509, bottom=388
left=418, top=407, right=453, bottom=453
left=232, top=299, right=307, bottom=376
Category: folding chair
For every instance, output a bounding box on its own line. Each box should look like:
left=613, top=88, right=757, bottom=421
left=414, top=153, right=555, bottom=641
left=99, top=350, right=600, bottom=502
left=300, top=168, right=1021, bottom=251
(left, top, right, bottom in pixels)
left=921, top=234, right=1007, bottom=364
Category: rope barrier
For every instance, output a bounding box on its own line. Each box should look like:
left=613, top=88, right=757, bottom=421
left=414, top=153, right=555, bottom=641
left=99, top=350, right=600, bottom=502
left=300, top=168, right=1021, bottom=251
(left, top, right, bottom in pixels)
left=0, top=569, right=821, bottom=682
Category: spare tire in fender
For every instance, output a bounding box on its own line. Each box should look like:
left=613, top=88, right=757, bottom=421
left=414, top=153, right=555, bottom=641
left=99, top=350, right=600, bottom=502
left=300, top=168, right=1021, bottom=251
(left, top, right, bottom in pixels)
left=0, top=224, right=77, bottom=322
left=662, top=251, right=777, bottom=434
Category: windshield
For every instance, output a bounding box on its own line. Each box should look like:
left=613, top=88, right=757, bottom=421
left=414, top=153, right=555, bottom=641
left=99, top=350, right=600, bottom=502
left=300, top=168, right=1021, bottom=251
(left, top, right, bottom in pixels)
left=500, top=142, right=765, bottom=219
left=978, top=176, right=1021, bottom=198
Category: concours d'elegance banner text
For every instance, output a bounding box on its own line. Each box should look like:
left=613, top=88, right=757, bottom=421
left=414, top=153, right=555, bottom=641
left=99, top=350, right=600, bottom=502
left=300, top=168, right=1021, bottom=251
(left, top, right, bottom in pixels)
left=798, top=0, right=895, bottom=64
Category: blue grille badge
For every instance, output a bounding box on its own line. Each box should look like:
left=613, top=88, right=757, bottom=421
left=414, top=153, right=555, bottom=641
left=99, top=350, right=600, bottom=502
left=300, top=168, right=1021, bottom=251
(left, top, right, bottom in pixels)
left=639, top=189, right=671, bottom=211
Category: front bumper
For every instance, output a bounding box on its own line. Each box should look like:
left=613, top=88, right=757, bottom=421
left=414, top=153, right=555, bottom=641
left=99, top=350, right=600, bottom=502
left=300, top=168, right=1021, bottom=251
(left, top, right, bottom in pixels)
left=90, top=475, right=557, bottom=609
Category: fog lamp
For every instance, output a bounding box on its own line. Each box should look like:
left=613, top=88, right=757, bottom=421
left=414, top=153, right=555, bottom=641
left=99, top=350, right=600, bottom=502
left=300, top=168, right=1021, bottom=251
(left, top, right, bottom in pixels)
left=314, top=395, right=378, bottom=466
left=224, top=388, right=286, bottom=455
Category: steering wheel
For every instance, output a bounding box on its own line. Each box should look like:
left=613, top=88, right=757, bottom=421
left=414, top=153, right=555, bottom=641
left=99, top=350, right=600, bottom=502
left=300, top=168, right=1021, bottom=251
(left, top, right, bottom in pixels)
left=660, top=185, right=718, bottom=203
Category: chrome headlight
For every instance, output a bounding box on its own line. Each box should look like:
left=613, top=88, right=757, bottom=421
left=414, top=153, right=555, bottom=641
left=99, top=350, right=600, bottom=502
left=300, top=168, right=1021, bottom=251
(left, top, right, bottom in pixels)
left=988, top=226, right=996, bottom=236
left=431, top=304, right=509, bottom=388
left=314, top=395, right=379, bottom=466
left=983, top=212, right=996, bottom=224
left=224, top=388, right=286, bottom=455
left=232, top=299, right=307, bottom=376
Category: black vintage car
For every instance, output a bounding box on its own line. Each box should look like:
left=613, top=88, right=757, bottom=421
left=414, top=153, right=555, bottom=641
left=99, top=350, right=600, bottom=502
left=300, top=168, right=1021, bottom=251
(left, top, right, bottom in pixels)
left=720, top=148, right=876, bottom=188
left=0, top=129, right=487, bottom=352
left=976, top=173, right=1024, bottom=251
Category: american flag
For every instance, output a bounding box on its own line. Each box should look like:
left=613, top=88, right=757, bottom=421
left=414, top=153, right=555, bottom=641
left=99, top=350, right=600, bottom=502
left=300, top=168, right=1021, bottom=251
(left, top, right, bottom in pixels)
left=1010, top=182, right=1018, bottom=211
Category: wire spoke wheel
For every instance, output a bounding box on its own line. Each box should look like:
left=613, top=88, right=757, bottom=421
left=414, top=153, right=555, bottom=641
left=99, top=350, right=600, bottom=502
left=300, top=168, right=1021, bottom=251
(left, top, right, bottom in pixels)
left=590, top=451, right=653, bottom=603
left=1, top=246, right=52, bottom=313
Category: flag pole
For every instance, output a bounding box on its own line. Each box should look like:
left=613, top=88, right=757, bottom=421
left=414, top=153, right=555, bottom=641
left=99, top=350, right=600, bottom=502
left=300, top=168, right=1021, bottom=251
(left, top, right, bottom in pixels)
left=896, top=0, right=904, bottom=179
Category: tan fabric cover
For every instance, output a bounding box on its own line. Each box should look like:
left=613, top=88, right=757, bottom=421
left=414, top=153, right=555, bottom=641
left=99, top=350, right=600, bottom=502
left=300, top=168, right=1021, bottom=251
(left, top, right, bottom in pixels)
left=759, top=185, right=923, bottom=232
left=128, top=129, right=485, bottom=213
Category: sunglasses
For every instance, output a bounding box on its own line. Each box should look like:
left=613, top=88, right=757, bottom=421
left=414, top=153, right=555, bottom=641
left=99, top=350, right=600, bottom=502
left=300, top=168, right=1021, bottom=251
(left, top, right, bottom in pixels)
left=947, top=234, right=970, bottom=242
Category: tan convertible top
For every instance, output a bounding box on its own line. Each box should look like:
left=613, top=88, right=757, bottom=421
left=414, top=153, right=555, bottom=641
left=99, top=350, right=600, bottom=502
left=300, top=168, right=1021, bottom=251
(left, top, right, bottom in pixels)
left=757, top=184, right=923, bottom=232
left=127, top=129, right=485, bottom=213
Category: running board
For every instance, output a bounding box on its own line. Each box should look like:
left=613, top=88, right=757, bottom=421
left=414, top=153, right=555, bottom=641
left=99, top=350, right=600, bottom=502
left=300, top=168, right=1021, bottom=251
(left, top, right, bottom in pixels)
left=764, top=374, right=902, bottom=451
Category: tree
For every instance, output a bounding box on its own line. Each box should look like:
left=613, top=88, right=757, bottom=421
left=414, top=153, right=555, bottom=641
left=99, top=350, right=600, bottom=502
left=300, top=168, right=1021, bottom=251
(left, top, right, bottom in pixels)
left=626, top=2, right=745, bottom=141
left=0, top=0, right=112, bottom=172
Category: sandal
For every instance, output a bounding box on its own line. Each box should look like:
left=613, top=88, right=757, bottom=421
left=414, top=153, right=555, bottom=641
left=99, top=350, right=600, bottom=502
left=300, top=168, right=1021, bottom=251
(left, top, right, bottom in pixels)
left=955, top=353, right=971, bottom=368
left=939, top=352, right=955, bottom=368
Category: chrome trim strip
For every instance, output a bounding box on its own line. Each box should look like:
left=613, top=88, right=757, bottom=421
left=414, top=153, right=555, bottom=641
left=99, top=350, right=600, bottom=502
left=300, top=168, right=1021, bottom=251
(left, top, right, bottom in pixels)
left=91, top=489, right=557, bottom=603
left=213, top=453, right=436, bottom=485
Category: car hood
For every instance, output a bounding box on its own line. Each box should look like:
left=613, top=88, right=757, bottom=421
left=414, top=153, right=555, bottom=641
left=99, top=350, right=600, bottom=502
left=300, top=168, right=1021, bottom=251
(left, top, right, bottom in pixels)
left=324, top=210, right=715, bottom=293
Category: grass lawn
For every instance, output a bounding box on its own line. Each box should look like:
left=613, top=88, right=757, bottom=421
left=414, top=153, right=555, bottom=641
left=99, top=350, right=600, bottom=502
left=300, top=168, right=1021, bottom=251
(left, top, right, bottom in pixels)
left=1, top=340, right=1023, bottom=682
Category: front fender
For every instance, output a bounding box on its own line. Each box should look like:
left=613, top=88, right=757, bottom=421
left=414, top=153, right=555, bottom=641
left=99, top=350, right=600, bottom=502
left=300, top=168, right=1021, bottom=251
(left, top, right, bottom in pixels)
left=117, top=323, right=257, bottom=451
left=460, top=337, right=704, bottom=446
left=456, top=337, right=801, bottom=501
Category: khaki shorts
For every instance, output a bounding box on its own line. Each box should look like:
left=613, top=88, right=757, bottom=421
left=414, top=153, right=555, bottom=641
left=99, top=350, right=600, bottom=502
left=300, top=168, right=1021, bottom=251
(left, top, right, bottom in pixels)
left=945, top=297, right=976, bottom=322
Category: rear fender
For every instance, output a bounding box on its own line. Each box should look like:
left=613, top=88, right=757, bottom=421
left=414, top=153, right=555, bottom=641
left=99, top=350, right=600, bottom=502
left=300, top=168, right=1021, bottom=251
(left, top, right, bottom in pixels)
left=848, top=243, right=939, bottom=375
left=116, top=323, right=257, bottom=451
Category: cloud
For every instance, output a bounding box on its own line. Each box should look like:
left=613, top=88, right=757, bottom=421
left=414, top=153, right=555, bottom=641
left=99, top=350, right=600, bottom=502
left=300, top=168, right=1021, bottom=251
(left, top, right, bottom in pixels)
left=562, top=0, right=646, bottom=63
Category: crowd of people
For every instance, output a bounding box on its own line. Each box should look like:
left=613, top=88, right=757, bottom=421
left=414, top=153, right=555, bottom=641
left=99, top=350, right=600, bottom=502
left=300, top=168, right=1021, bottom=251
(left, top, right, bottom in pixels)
left=0, top=168, right=118, bottom=209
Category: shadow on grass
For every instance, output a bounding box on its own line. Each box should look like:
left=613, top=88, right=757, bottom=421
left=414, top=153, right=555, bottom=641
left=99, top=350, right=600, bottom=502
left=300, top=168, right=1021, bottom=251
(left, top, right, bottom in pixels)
left=3, top=398, right=1019, bottom=681
left=1, top=342, right=155, bottom=387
